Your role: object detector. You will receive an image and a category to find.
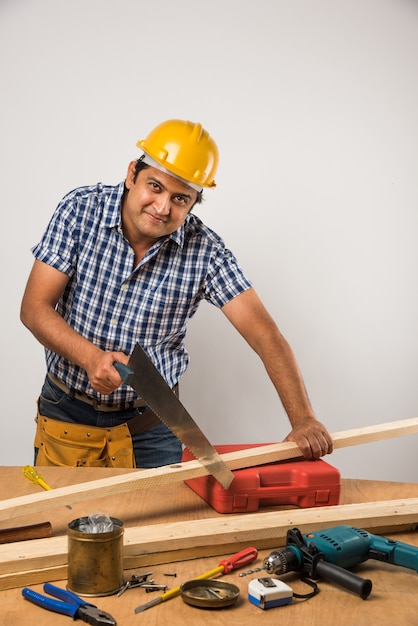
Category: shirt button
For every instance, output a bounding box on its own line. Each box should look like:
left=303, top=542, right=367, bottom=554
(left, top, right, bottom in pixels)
left=110, top=319, right=117, bottom=326
left=121, top=284, right=128, bottom=291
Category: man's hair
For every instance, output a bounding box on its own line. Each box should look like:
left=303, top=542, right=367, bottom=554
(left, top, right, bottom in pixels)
left=132, top=158, right=203, bottom=205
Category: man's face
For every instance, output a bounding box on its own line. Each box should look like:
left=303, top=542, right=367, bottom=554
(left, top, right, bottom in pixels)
left=122, top=161, right=198, bottom=244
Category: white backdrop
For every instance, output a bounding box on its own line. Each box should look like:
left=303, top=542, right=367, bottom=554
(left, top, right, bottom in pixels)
left=1, top=0, right=417, bottom=481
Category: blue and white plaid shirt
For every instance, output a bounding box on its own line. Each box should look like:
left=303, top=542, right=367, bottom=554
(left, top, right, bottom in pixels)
left=32, top=182, right=252, bottom=404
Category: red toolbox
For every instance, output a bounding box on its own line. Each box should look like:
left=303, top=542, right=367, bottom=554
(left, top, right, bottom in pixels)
left=182, top=444, right=341, bottom=514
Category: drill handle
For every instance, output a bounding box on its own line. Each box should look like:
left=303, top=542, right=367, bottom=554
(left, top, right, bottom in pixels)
left=315, top=559, right=372, bottom=600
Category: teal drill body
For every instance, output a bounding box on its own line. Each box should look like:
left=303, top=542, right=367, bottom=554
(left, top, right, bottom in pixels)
left=302, top=525, right=418, bottom=571
left=257, top=525, right=418, bottom=599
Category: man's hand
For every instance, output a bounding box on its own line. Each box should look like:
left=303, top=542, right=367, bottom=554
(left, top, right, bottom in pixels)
left=20, top=261, right=132, bottom=396
left=86, top=351, right=130, bottom=395
left=284, top=420, right=334, bottom=459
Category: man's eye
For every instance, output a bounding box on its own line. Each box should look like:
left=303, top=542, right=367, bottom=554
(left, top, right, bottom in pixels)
left=174, top=196, right=187, bottom=204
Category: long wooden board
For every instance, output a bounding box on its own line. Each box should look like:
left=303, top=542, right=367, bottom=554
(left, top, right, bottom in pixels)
left=0, top=416, right=417, bottom=523
left=0, top=497, right=417, bottom=590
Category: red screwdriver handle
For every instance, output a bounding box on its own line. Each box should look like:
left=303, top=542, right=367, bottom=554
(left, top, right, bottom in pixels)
left=219, top=547, right=258, bottom=574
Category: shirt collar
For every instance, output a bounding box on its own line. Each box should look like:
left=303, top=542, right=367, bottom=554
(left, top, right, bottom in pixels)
left=103, top=182, right=125, bottom=230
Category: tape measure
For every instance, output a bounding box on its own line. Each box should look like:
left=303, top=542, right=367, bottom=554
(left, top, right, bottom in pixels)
left=248, top=577, right=293, bottom=609
left=248, top=576, right=319, bottom=610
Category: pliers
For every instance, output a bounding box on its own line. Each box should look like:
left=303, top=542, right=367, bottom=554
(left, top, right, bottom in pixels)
left=22, top=582, right=116, bottom=625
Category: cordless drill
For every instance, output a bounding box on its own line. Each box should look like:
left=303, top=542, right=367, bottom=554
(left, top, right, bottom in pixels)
left=251, top=525, right=418, bottom=599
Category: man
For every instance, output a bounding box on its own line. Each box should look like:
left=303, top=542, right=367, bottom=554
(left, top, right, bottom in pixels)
left=20, top=119, right=333, bottom=468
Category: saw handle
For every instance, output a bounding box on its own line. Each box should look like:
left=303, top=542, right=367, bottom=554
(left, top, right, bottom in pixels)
left=113, top=362, right=134, bottom=382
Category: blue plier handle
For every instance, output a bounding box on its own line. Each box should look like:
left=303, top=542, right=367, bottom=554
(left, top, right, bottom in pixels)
left=22, top=583, right=116, bottom=624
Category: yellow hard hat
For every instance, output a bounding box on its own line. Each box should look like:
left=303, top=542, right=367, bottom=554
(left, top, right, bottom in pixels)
left=137, top=119, right=219, bottom=190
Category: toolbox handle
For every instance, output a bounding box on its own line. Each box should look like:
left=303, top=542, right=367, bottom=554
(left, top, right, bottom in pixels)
left=231, top=485, right=329, bottom=497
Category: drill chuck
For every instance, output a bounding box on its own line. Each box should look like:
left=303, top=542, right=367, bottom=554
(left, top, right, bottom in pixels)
left=263, top=547, right=301, bottom=575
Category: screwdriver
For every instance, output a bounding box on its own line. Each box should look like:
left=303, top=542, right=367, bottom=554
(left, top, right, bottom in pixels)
left=134, top=546, right=258, bottom=613
left=23, top=465, right=52, bottom=491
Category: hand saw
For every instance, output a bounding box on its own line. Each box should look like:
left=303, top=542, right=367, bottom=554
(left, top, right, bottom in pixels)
left=114, top=343, right=234, bottom=489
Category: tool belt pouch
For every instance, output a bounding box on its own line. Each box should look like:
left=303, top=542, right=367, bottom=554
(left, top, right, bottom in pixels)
left=34, top=410, right=135, bottom=468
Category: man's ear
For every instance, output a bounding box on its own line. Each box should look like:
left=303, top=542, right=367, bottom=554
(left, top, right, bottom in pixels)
left=125, top=161, right=137, bottom=189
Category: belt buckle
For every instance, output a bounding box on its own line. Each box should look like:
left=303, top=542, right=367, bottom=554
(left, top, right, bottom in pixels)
left=91, top=397, right=136, bottom=412
left=120, top=401, right=134, bottom=411
left=91, top=397, right=106, bottom=410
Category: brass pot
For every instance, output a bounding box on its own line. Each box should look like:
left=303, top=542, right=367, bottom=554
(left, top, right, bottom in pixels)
left=67, top=516, right=124, bottom=597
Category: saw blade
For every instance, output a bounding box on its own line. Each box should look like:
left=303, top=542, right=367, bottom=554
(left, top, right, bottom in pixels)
left=114, top=343, right=234, bottom=489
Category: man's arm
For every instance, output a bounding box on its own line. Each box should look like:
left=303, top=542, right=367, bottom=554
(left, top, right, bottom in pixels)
left=221, top=287, right=333, bottom=459
left=20, top=260, right=128, bottom=394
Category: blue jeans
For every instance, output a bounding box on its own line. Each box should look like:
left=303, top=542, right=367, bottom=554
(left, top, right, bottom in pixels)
left=37, top=376, right=183, bottom=468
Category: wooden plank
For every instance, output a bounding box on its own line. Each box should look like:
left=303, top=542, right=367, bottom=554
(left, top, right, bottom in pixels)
left=0, top=417, right=417, bottom=523
left=0, top=522, right=52, bottom=544
left=0, top=497, right=417, bottom=590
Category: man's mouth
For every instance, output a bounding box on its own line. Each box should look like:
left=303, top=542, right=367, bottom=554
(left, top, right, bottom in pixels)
left=145, top=211, right=167, bottom=224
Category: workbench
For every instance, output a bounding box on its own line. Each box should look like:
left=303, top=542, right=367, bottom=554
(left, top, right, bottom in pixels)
left=0, top=466, right=417, bottom=625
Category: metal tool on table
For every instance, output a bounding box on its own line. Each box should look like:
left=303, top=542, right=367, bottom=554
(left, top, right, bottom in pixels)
left=22, top=582, right=116, bottom=624
left=240, top=526, right=418, bottom=598
left=180, top=578, right=240, bottom=608
left=114, top=342, right=234, bottom=489
left=134, top=546, right=258, bottom=613
left=117, top=574, right=167, bottom=596
left=240, top=526, right=372, bottom=599
left=240, top=525, right=418, bottom=600
left=23, top=465, right=52, bottom=490
left=117, top=571, right=154, bottom=596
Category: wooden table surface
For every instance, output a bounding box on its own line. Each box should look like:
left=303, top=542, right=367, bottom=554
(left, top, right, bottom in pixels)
left=1, top=466, right=418, bottom=625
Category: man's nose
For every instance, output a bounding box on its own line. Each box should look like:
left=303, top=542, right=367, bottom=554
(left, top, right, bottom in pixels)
left=153, top=193, right=170, bottom=214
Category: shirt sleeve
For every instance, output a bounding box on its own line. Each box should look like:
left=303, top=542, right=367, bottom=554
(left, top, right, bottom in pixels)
left=31, top=191, right=81, bottom=276
left=203, top=245, right=253, bottom=308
